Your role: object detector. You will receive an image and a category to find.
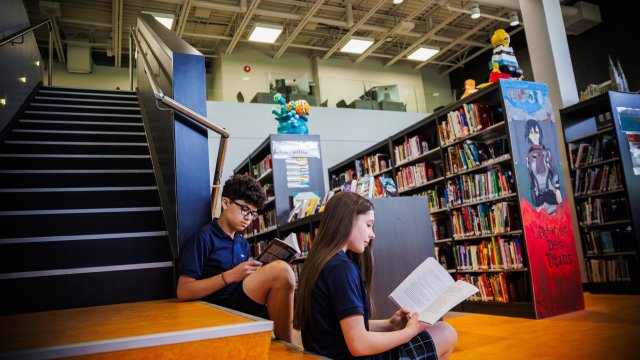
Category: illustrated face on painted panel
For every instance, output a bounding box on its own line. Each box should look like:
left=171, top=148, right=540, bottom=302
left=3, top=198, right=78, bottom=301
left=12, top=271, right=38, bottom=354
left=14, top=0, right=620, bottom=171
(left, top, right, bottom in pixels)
left=528, top=126, right=541, bottom=145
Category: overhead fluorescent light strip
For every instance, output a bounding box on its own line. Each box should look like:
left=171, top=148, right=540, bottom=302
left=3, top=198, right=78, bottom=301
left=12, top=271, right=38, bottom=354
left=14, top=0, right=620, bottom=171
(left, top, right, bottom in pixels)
left=249, top=23, right=283, bottom=43
left=340, top=37, right=374, bottom=54
left=407, top=46, right=440, bottom=61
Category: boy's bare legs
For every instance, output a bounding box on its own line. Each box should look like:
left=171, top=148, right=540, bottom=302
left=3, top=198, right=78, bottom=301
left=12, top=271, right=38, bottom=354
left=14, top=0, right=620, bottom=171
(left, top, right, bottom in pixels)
left=243, top=260, right=295, bottom=342
left=426, top=321, right=457, bottom=360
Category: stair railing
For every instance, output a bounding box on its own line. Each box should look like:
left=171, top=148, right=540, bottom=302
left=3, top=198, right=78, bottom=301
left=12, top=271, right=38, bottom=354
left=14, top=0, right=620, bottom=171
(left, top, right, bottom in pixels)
left=0, top=19, right=53, bottom=85
left=129, top=27, right=229, bottom=218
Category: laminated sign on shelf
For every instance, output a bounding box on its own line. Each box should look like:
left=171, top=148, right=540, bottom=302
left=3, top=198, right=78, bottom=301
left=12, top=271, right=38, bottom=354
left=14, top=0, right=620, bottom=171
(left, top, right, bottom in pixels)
left=272, top=141, right=320, bottom=159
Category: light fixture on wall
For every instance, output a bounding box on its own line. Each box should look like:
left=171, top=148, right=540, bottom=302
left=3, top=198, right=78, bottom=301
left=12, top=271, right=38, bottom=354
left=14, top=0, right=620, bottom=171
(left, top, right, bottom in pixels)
left=340, top=36, right=374, bottom=54
left=141, top=11, right=175, bottom=30
left=469, top=2, right=481, bottom=19
left=0, top=98, right=6, bottom=107
left=18, top=76, right=27, bottom=83
left=249, top=23, right=284, bottom=43
left=509, top=11, right=520, bottom=26
left=407, top=45, right=440, bottom=61
left=34, top=60, right=40, bottom=67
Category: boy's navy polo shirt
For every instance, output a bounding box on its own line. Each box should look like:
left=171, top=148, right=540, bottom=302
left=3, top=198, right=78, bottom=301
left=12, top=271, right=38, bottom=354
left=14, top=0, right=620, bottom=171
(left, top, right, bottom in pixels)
left=177, top=218, right=249, bottom=303
left=302, top=250, right=370, bottom=360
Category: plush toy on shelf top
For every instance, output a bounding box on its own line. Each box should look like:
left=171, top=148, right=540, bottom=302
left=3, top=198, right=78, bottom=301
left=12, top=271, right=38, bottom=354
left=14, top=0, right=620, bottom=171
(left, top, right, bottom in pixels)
left=271, top=93, right=310, bottom=134
left=480, top=29, right=524, bottom=87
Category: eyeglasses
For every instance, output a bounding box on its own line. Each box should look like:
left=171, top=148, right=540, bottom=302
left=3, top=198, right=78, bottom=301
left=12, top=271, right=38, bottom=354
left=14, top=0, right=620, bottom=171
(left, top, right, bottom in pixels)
left=228, top=198, right=260, bottom=220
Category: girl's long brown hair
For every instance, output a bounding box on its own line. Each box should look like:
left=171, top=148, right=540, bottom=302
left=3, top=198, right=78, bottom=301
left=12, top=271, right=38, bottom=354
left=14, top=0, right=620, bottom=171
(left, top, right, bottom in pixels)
left=293, top=192, right=375, bottom=330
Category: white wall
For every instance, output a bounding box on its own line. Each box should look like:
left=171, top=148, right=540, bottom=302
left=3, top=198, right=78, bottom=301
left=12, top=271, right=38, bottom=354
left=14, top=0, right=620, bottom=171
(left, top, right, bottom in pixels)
left=421, top=66, right=455, bottom=113
left=206, top=101, right=429, bottom=196
left=46, top=62, right=135, bottom=90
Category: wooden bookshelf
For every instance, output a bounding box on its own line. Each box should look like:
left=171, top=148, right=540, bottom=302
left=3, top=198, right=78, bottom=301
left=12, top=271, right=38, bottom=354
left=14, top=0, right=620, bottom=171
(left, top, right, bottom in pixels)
left=560, top=91, right=640, bottom=294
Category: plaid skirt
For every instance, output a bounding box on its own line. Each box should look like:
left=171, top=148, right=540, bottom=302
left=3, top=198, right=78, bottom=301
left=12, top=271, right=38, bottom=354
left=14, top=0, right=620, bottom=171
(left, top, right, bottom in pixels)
left=364, top=330, right=438, bottom=360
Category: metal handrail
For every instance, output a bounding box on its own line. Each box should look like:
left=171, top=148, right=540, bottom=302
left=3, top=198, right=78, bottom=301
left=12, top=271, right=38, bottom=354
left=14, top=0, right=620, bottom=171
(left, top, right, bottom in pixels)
left=129, top=27, right=229, bottom=219
left=0, top=19, right=53, bottom=85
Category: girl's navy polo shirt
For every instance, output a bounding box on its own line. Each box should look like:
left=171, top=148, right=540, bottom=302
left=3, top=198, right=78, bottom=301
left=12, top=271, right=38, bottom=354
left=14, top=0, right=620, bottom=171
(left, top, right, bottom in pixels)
left=177, top=218, right=250, bottom=302
left=302, top=250, right=370, bottom=359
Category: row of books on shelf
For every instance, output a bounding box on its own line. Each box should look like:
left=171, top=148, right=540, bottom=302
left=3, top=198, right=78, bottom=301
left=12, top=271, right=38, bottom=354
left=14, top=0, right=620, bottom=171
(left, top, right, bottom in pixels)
left=291, top=262, right=304, bottom=288
left=355, top=153, right=391, bottom=177
left=573, top=164, right=623, bottom=196
left=393, top=134, right=432, bottom=164
left=432, top=218, right=451, bottom=240
left=245, top=209, right=277, bottom=237
left=586, top=258, right=632, bottom=283
left=583, top=226, right=635, bottom=255
left=253, top=154, right=272, bottom=179
left=451, top=202, right=516, bottom=238
left=341, top=175, right=398, bottom=198
left=446, top=168, right=514, bottom=206
left=426, top=187, right=446, bottom=212
left=457, top=273, right=516, bottom=303
left=330, top=168, right=356, bottom=190
left=569, top=135, right=617, bottom=169
left=444, top=139, right=509, bottom=175
left=287, top=192, right=335, bottom=222
left=396, top=162, right=438, bottom=192
left=577, top=197, right=629, bottom=225
left=438, top=104, right=497, bottom=146
left=453, top=237, right=524, bottom=271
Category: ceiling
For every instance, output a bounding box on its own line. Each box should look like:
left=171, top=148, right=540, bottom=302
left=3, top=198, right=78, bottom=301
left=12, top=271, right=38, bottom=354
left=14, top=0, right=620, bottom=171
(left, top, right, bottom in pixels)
left=23, top=0, right=524, bottom=75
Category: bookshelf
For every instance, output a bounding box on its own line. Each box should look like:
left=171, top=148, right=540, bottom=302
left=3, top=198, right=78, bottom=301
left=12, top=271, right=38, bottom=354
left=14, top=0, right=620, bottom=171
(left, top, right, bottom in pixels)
left=560, top=91, right=640, bottom=294
left=327, top=80, right=586, bottom=319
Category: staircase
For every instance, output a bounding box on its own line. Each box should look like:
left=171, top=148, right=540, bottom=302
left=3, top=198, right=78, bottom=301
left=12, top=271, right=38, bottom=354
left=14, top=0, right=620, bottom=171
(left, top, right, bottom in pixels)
left=0, top=86, right=174, bottom=315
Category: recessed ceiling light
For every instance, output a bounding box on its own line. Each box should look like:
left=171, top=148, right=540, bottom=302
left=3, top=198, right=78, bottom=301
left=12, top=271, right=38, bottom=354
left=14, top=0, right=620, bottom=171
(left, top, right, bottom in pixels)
left=340, top=36, right=374, bottom=54
left=407, top=45, right=440, bottom=61
left=249, top=23, right=283, bottom=43
left=393, top=0, right=404, bottom=4
left=142, top=11, right=175, bottom=30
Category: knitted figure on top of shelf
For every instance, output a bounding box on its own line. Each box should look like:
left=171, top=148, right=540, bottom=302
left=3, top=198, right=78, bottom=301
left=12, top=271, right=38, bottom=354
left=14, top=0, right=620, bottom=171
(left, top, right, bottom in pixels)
left=272, top=93, right=310, bottom=134
left=479, top=29, right=524, bottom=88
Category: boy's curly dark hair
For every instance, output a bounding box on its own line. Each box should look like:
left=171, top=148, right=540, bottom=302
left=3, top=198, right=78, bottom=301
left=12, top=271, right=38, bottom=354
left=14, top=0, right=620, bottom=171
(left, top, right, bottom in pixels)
left=221, top=174, right=266, bottom=210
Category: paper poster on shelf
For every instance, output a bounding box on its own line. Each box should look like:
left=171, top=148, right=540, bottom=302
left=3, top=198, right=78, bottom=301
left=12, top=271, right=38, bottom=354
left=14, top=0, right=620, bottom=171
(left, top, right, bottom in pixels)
left=286, top=157, right=310, bottom=188
left=615, top=107, right=640, bottom=175
left=500, top=80, right=584, bottom=319
left=272, top=140, right=320, bottom=159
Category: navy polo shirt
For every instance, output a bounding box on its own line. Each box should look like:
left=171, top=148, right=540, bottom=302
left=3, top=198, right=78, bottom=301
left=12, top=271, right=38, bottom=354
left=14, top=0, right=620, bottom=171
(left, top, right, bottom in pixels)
left=177, top=218, right=249, bottom=303
left=302, top=250, right=370, bottom=360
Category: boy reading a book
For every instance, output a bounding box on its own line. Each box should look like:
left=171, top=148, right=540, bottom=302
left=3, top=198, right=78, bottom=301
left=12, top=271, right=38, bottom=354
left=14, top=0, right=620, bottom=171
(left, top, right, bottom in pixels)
left=294, top=192, right=457, bottom=359
left=177, top=174, right=295, bottom=342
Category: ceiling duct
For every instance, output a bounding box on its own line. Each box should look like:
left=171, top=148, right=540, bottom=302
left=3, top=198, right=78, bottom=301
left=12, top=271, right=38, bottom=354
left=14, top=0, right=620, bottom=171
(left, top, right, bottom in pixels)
left=66, top=33, right=92, bottom=73
left=39, top=0, right=61, bottom=17
left=562, top=1, right=601, bottom=35
left=394, top=21, right=415, bottom=35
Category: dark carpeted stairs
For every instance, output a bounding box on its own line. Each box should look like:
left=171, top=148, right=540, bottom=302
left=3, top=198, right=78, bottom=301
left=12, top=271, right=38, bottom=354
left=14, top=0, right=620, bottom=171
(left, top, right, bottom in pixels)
left=0, top=86, right=174, bottom=315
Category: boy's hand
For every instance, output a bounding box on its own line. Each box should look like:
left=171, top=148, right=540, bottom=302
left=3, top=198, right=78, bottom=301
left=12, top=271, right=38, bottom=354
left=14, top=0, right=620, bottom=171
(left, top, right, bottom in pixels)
left=226, top=260, right=262, bottom=283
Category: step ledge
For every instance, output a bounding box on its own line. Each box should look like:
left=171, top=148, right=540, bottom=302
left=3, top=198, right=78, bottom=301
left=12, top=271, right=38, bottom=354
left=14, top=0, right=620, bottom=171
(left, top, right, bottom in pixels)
left=0, top=261, right=173, bottom=279
left=0, top=206, right=161, bottom=216
left=39, top=90, right=137, bottom=98
left=1, top=305, right=271, bottom=360
left=31, top=103, right=141, bottom=111
left=0, top=169, right=153, bottom=174
left=0, top=186, right=157, bottom=193
left=25, top=111, right=141, bottom=118
left=5, top=140, right=147, bottom=146
left=0, top=231, right=168, bottom=244
left=0, top=154, right=149, bottom=158
left=20, top=120, right=142, bottom=126
left=35, top=96, right=138, bottom=104
left=12, top=129, right=145, bottom=135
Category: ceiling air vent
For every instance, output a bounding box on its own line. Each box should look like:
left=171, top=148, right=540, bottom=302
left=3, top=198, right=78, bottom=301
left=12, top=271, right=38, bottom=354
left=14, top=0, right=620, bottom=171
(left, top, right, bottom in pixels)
left=563, top=1, right=602, bottom=35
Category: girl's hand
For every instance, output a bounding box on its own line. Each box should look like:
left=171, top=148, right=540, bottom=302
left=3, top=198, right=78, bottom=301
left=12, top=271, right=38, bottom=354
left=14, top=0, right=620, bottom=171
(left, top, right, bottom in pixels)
left=388, top=307, right=411, bottom=331
left=405, top=313, right=429, bottom=337
left=225, top=260, right=262, bottom=283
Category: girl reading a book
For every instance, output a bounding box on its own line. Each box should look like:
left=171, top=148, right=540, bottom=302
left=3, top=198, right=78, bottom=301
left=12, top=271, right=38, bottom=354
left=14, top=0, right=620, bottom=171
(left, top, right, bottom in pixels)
left=294, top=192, right=457, bottom=359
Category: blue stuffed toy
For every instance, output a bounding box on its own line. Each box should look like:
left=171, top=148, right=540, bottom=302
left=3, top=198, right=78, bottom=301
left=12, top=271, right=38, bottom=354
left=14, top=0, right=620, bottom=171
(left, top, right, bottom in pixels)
left=272, top=93, right=310, bottom=134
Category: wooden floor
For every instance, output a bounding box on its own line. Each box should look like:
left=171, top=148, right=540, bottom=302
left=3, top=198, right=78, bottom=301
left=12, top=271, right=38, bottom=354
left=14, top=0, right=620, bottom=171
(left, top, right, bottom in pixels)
left=291, top=292, right=639, bottom=359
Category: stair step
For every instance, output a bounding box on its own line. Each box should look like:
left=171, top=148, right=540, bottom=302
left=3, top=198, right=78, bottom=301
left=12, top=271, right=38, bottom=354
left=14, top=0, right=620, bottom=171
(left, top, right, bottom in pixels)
left=0, top=154, right=152, bottom=170
left=15, top=119, right=143, bottom=132
left=1, top=141, right=149, bottom=155
left=1, top=232, right=171, bottom=273
left=28, top=103, right=141, bottom=115
left=41, top=86, right=136, bottom=95
left=0, top=169, right=155, bottom=188
left=7, top=129, right=147, bottom=143
left=0, top=207, right=165, bottom=238
left=34, top=96, right=139, bottom=106
left=0, top=264, right=174, bottom=315
left=23, top=111, right=142, bottom=121
left=0, top=187, right=160, bottom=211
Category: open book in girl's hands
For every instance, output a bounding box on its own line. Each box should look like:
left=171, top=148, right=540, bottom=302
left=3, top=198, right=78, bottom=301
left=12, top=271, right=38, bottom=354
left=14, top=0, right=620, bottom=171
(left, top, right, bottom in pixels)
left=389, top=257, right=479, bottom=325
left=255, top=233, right=300, bottom=264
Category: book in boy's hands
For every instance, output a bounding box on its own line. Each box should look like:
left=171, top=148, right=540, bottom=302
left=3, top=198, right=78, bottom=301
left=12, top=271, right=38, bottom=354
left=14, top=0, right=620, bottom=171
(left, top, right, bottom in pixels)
left=389, top=257, right=479, bottom=325
left=255, top=233, right=301, bottom=264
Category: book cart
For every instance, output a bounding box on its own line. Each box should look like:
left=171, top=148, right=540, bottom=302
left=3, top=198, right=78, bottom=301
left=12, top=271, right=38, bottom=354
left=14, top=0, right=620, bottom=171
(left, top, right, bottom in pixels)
left=327, top=80, right=585, bottom=319
left=560, top=91, right=640, bottom=294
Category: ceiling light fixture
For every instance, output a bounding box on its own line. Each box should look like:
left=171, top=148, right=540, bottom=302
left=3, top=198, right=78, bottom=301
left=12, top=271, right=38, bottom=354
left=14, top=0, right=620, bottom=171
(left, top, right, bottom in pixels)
left=341, top=36, right=374, bottom=54
left=509, top=11, right=520, bottom=26
left=469, top=3, right=481, bottom=19
left=248, top=23, right=284, bottom=43
left=392, top=0, right=404, bottom=4
left=407, top=45, right=440, bottom=61
left=142, top=11, right=175, bottom=30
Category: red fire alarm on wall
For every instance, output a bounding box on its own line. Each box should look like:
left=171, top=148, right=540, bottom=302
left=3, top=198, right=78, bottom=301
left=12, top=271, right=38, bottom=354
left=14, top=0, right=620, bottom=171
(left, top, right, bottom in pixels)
left=243, top=65, right=251, bottom=72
